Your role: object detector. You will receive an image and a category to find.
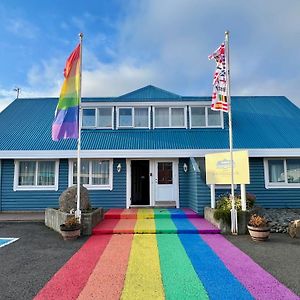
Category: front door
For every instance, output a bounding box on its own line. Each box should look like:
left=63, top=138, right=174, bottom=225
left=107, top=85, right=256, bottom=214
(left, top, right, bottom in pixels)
left=131, top=160, right=150, bottom=205
left=154, top=159, right=179, bottom=207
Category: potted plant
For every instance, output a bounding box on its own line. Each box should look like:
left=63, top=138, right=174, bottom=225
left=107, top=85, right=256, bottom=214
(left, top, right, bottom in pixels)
left=247, top=214, right=270, bottom=241
left=60, top=216, right=81, bottom=241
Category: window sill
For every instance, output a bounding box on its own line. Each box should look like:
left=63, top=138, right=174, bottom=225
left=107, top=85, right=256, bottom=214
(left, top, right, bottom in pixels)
left=14, top=186, right=58, bottom=191
left=265, top=184, right=300, bottom=189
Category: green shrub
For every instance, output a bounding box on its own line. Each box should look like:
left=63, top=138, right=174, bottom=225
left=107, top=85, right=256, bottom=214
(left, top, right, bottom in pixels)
left=214, top=193, right=256, bottom=225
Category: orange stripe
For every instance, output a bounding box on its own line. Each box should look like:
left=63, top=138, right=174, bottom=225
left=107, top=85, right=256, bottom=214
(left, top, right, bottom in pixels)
left=77, top=234, right=134, bottom=300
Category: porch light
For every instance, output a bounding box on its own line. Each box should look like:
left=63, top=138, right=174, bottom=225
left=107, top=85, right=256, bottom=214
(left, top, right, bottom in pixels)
left=183, top=163, right=188, bottom=173
left=117, top=163, right=122, bottom=173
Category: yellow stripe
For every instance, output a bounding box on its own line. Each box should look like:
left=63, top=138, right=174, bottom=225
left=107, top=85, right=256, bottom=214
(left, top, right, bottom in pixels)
left=137, top=208, right=154, bottom=219
left=134, top=218, right=156, bottom=233
left=121, top=234, right=165, bottom=300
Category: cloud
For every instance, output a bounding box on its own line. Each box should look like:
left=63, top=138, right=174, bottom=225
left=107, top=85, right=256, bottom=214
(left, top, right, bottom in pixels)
left=5, top=18, right=39, bottom=39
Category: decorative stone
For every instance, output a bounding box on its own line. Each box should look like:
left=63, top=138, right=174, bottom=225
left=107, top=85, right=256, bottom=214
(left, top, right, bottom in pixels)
left=288, top=220, right=300, bottom=238
left=59, top=185, right=91, bottom=212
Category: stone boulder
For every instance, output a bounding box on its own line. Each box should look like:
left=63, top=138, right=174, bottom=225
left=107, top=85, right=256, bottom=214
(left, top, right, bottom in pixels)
left=59, top=185, right=91, bottom=213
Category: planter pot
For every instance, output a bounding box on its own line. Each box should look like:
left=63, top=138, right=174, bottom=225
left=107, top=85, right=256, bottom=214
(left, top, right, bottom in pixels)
left=247, top=225, right=270, bottom=241
left=60, top=224, right=81, bottom=241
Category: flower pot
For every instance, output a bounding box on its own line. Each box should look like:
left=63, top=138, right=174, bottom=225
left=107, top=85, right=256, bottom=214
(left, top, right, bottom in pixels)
left=60, top=224, right=81, bottom=241
left=247, top=225, right=270, bottom=241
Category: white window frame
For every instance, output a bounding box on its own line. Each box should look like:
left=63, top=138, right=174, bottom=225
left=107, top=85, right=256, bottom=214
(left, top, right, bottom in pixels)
left=264, top=158, right=300, bottom=189
left=153, top=106, right=187, bottom=128
left=14, top=160, right=59, bottom=191
left=82, top=108, right=97, bottom=128
left=117, top=107, right=150, bottom=129
left=97, top=107, right=114, bottom=129
left=68, top=159, right=113, bottom=190
left=189, top=106, right=223, bottom=128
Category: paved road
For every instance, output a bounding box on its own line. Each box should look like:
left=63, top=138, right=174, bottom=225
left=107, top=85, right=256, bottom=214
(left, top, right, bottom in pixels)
left=0, top=222, right=87, bottom=300
left=226, top=233, right=300, bottom=296
left=0, top=222, right=299, bottom=299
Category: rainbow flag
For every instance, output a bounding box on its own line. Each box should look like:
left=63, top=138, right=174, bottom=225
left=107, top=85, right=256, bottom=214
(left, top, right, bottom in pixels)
left=52, top=44, right=81, bottom=141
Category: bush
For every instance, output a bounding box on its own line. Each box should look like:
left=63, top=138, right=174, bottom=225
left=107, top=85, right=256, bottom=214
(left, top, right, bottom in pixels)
left=214, top=193, right=256, bottom=225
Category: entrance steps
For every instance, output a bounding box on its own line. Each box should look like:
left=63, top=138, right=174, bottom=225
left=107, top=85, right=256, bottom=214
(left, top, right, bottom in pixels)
left=93, top=208, right=220, bottom=235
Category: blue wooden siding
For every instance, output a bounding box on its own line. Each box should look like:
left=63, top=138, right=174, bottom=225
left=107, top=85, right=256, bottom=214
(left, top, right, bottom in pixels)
left=0, top=158, right=126, bottom=211
left=88, top=159, right=126, bottom=209
left=179, top=158, right=189, bottom=207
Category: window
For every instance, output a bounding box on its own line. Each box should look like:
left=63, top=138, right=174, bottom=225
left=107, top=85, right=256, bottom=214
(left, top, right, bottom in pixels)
left=158, top=162, right=173, bottom=184
left=14, top=160, right=58, bottom=191
left=71, top=159, right=112, bottom=190
left=190, top=106, right=222, bottom=127
left=82, top=109, right=96, bottom=127
left=154, top=107, right=186, bottom=128
left=265, top=158, right=300, bottom=188
left=117, top=107, right=149, bottom=128
left=98, top=107, right=113, bottom=128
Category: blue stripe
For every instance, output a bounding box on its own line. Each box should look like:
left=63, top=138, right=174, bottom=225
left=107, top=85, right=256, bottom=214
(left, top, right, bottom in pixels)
left=53, top=106, right=78, bottom=125
left=178, top=234, right=254, bottom=300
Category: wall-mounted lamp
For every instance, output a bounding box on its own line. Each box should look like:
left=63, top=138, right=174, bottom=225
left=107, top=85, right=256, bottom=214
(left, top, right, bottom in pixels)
left=117, top=163, right=122, bottom=173
left=183, top=163, right=188, bottom=173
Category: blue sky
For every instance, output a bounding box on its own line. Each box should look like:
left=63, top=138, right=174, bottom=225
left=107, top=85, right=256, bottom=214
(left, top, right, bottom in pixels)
left=1, top=0, right=300, bottom=111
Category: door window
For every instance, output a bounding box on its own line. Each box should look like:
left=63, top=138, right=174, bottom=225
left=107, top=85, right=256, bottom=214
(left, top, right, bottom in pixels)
left=158, top=162, right=173, bottom=184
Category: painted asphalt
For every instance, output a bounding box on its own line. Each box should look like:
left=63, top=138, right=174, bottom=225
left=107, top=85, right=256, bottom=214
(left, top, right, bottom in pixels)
left=33, top=209, right=299, bottom=300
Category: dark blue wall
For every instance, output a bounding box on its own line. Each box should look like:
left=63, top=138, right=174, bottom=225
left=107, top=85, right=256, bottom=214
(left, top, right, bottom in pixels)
left=0, top=158, right=126, bottom=211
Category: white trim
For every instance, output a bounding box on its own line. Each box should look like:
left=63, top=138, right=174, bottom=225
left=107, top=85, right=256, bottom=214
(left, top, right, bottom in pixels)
left=14, top=160, right=59, bottom=191
left=264, top=158, right=300, bottom=189
left=2, top=148, right=300, bottom=159
left=82, top=100, right=212, bottom=107
left=68, top=158, right=113, bottom=190
left=0, top=238, right=19, bottom=248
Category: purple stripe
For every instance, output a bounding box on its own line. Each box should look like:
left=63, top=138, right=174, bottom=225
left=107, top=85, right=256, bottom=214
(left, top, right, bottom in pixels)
left=53, top=106, right=78, bottom=125
left=52, top=122, right=78, bottom=141
left=201, top=234, right=299, bottom=300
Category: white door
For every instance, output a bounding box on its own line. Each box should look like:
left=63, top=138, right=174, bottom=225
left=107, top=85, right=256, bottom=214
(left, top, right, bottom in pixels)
left=154, top=159, right=179, bottom=207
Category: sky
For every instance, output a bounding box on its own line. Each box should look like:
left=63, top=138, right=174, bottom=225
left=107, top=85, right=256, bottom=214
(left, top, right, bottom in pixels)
left=1, top=0, right=300, bottom=111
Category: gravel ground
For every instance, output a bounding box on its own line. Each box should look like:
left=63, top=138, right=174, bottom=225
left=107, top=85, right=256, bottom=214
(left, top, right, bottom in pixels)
left=226, top=233, right=300, bottom=296
left=0, top=222, right=88, bottom=300
left=0, top=222, right=299, bottom=299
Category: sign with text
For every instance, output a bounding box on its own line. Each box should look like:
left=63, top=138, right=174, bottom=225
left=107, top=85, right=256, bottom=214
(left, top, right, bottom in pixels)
left=205, top=150, right=250, bottom=184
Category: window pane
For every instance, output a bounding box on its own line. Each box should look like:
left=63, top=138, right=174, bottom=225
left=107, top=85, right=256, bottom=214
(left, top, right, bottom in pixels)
left=158, top=162, right=173, bottom=184
left=207, top=109, right=221, bottom=126
left=155, top=107, right=169, bottom=127
left=18, top=161, right=36, bottom=185
left=73, top=160, right=89, bottom=184
left=134, top=108, right=148, bottom=127
left=92, top=160, right=109, bottom=185
left=98, top=108, right=112, bottom=128
left=119, top=108, right=132, bottom=127
left=171, top=108, right=185, bottom=127
left=191, top=107, right=206, bottom=127
left=287, top=159, right=300, bottom=183
left=38, top=161, right=55, bottom=186
left=82, top=109, right=96, bottom=127
left=268, top=160, right=285, bottom=183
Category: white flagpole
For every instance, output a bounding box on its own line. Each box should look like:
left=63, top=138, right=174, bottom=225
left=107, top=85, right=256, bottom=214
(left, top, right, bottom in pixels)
left=225, top=31, right=238, bottom=235
left=76, top=33, right=83, bottom=222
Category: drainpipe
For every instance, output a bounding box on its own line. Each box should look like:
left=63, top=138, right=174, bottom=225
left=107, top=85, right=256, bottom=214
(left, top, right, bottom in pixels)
left=241, top=184, right=247, bottom=211
left=210, top=184, right=215, bottom=209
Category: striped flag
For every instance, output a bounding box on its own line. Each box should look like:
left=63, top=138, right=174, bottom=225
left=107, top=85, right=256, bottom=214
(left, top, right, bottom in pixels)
left=52, top=44, right=81, bottom=141
left=208, top=42, right=228, bottom=112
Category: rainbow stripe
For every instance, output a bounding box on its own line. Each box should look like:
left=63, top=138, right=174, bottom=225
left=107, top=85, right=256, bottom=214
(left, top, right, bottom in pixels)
left=35, top=209, right=299, bottom=300
left=52, top=44, right=81, bottom=141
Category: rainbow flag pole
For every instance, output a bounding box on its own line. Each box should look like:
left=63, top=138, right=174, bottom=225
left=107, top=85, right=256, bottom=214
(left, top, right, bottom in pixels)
left=52, top=33, right=83, bottom=222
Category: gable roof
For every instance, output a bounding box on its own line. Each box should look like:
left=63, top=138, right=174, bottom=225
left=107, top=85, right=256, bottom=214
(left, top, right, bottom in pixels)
left=118, top=85, right=181, bottom=100
left=0, top=86, right=299, bottom=158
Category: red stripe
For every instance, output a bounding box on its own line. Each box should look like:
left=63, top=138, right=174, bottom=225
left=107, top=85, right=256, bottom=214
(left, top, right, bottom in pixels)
left=34, top=235, right=112, bottom=300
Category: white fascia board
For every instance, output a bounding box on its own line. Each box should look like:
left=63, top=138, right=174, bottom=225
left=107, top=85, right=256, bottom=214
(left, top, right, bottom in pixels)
left=0, top=148, right=300, bottom=159
left=81, top=101, right=212, bottom=107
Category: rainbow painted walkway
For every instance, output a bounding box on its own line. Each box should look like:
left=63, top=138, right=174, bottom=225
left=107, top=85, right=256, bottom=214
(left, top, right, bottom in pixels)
left=35, top=209, right=299, bottom=300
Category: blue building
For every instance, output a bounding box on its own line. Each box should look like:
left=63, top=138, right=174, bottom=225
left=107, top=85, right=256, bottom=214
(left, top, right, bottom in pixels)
left=0, top=85, right=299, bottom=214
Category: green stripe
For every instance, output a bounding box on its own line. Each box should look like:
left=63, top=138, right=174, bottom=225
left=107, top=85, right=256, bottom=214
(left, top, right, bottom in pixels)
left=155, top=218, right=177, bottom=233
left=57, top=93, right=79, bottom=110
left=156, top=234, right=209, bottom=300
left=153, top=208, right=171, bottom=219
